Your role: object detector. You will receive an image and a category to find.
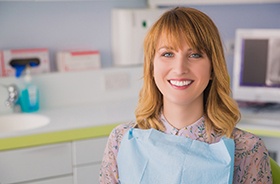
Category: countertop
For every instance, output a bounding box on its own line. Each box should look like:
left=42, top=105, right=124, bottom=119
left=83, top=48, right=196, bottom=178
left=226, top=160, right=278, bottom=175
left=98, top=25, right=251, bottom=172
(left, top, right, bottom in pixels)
left=0, top=98, right=279, bottom=151
left=0, top=98, right=138, bottom=151
left=0, top=67, right=143, bottom=151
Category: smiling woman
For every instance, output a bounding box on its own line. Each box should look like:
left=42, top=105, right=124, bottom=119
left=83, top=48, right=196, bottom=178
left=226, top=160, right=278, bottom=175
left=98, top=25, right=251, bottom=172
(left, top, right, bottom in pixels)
left=136, top=6, right=235, bottom=138
left=100, top=7, right=272, bottom=184
left=153, top=39, right=212, bottom=129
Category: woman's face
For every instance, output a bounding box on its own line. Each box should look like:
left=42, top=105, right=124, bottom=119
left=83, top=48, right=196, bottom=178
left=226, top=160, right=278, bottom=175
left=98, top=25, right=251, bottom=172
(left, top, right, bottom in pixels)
left=153, top=37, right=212, bottom=108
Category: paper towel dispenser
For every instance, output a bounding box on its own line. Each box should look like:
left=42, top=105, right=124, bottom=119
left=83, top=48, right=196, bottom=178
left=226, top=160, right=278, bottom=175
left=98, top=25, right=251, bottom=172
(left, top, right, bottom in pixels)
left=112, top=8, right=166, bottom=66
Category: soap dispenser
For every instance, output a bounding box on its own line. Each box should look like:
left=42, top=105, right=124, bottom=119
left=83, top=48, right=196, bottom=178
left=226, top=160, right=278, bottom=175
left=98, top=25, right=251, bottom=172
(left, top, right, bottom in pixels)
left=10, top=58, right=40, bottom=113
left=18, top=66, right=40, bottom=112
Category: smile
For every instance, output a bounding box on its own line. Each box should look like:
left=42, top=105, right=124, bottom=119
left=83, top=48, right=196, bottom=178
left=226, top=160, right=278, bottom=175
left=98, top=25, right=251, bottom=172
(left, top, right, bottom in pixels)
left=169, top=80, right=192, bottom=87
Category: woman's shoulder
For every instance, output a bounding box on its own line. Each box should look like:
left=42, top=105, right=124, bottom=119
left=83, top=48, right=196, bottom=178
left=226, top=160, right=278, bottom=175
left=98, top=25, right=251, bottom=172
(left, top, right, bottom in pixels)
left=113, top=121, right=136, bottom=134
left=232, top=127, right=268, bottom=157
left=108, top=121, right=136, bottom=144
left=232, top=127, right=262, bottom=143
left=231, top=128, right=272, bottom=183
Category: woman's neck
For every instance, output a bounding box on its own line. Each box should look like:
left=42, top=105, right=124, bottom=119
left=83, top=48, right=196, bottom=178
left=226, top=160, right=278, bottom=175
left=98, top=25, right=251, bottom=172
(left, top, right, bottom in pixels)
left=162, top=100, right=204, bottom=129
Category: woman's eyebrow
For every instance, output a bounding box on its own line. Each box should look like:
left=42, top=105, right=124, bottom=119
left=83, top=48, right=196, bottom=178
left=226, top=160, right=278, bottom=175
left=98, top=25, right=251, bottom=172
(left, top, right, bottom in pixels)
left=157, top=45, right=194, bottom=52
left=157, top=45, right=172, bottom=50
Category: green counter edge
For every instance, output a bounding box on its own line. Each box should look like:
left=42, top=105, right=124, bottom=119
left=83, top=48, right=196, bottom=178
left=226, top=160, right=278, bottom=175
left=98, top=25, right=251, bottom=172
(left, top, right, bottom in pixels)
left=0, top=123, right=120, bottom=151
left=242, top=128, right=280, bottom=138
left=0, top=124, right=279, bottom=151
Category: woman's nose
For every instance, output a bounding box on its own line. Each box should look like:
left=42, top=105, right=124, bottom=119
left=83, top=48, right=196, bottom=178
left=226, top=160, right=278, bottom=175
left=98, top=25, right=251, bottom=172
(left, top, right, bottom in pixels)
left=173, top=56, right=188, bottom=75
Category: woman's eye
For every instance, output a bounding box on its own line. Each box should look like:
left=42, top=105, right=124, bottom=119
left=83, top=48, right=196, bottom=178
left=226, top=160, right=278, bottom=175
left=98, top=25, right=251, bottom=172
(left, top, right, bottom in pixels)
left=190, top=53, right=202, bottom=58
left=162, top=52, right=174, bottom=57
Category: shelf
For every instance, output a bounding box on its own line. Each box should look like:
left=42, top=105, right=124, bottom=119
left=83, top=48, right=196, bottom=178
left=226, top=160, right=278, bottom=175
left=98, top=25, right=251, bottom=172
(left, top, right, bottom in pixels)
left=148, top=0, right=280, bottom=7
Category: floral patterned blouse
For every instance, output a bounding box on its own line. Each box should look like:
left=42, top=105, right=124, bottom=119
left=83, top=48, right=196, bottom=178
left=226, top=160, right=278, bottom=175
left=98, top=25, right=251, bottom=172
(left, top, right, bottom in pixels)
left=99, top=115, right=272, bottom=184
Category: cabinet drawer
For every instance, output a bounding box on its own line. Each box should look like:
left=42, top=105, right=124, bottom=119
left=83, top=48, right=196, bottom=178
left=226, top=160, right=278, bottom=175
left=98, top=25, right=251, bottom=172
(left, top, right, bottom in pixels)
left=73, top=137, right=108, bottom=165
left=26, top=175, right=73, bottom=184
left=0, top=143, right=72, bottom=184
left=74, top=164, right=100, bottom=184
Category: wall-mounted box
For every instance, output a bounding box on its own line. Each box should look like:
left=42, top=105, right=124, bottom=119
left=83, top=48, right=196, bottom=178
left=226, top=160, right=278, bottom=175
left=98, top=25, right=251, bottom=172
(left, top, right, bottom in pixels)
left=56, top=50, right=101, bottom=72
left=112, top=8, right=166, bottom=66
left=0, top=48, right=50, bottom=77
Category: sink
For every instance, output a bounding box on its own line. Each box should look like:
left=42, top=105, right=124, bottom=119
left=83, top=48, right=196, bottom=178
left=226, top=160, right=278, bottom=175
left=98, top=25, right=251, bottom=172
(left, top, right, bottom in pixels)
left=0, top=114, right=50, bottom=133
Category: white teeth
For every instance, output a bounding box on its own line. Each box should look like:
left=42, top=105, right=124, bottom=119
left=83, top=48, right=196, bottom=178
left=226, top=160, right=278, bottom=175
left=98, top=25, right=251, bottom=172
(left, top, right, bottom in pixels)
left=170, top=80, right=192, bottom=86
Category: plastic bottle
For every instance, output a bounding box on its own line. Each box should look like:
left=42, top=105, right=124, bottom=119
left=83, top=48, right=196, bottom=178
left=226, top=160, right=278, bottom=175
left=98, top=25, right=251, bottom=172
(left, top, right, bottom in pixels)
left=17, top=66, right=40, bottom=112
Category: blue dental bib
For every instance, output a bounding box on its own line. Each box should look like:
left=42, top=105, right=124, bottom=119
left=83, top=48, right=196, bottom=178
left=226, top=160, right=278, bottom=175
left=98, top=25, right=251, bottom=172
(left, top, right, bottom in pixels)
left=117, top=128, right=235, bottom=184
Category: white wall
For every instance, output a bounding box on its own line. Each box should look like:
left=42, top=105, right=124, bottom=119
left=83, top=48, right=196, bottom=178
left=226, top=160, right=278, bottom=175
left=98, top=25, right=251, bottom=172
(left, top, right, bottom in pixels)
left=1, top=2, right=280, bottom=73
left=0, top=1, right=147, bottom=70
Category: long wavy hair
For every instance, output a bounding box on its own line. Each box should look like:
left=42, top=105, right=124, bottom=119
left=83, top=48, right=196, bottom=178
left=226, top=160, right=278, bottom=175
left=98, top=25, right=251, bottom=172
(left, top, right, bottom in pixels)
left=135, top=7, right=240, bottom=138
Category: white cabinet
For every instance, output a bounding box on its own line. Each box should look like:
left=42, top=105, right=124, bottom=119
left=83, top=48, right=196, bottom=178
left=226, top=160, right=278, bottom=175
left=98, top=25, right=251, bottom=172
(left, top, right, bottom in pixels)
left=73, top=137, right=108, bottom=184
left=74, top=165, right=100, bottom=184
left=0, top=143, right=73, bottom=184
left=0, top=136, right=108, bottom=184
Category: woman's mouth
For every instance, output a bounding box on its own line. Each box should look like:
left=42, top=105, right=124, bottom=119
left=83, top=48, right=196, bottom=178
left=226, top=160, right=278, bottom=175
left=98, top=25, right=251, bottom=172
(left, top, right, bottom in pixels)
left=169, top=80, right=193, bottom=87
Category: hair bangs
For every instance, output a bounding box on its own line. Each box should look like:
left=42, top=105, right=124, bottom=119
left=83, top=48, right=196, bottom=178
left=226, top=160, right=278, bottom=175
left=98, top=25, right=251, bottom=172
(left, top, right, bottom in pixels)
left=154, top=10, right=207, bottom=54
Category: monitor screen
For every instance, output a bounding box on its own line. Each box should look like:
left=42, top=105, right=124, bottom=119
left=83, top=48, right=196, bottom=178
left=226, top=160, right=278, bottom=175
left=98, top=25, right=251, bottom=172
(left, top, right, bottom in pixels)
left=232, top=29, right=280, bottom=103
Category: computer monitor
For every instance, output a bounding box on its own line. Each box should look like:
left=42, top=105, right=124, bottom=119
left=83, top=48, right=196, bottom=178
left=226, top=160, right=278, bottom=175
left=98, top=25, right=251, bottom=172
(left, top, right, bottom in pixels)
left=232, top=29, right=280, bottom=103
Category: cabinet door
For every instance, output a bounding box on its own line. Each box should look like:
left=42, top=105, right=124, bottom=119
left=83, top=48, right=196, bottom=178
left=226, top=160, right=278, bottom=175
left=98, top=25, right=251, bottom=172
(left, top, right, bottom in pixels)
left=73, top=137, right=108, bottom=166
left=0, top=143, right=72, bottom=184
left=73, top=137, right=108, bottom=184
left=74, top=164, right=100, bottom=184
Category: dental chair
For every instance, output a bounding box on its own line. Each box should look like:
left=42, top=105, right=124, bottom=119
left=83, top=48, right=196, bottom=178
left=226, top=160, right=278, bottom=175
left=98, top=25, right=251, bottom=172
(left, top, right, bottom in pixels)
left=271, top=157, right=280, bottom=184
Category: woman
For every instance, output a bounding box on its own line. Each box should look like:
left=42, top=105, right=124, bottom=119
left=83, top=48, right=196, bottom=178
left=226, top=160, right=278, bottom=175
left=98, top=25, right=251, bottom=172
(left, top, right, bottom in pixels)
left=100, top=7, right=272, bottom=184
